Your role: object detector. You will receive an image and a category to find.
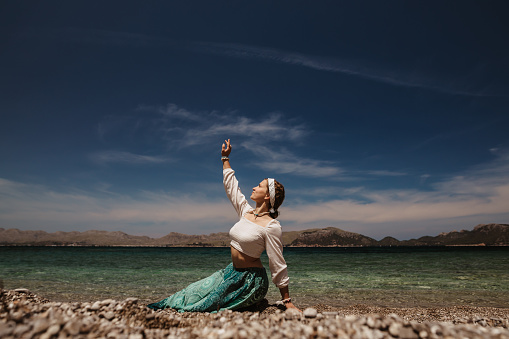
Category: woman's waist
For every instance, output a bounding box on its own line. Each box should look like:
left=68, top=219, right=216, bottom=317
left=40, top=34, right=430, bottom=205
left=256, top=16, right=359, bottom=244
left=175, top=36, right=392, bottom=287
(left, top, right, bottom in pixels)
left=231, top=246, right=264, bottom=269
left=229, top=239, right=264, bottom=258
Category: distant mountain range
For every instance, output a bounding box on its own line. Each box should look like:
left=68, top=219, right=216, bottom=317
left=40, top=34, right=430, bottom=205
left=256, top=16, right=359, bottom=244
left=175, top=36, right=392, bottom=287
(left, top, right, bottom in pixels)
left=0, top=223, right=507, bottom=247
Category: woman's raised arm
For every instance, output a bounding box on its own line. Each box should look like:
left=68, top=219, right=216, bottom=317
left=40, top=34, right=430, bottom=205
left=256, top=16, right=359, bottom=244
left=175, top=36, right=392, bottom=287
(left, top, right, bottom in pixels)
left=222, top=139, right=251, bottom=217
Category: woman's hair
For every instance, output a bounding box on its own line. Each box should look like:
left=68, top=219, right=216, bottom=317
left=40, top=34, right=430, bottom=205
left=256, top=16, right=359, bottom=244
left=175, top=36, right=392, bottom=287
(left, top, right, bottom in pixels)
left=267, top=179, right=285, bottom=219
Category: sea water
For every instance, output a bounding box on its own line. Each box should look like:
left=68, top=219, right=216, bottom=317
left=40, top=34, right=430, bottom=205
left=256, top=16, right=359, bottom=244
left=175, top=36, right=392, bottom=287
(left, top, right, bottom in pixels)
left=1, top=246, right=508, bottom=307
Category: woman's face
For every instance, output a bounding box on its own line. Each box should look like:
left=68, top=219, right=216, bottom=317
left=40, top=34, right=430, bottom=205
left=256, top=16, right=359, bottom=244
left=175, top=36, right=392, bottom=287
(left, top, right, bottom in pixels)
left=250, top=179, right=269, bottom=203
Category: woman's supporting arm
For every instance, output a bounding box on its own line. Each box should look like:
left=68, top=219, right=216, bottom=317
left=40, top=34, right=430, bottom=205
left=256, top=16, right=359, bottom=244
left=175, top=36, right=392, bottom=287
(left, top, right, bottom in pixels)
left=279, top=285, right=300, bottom=311
left=265, top=223, right=300, bottom=311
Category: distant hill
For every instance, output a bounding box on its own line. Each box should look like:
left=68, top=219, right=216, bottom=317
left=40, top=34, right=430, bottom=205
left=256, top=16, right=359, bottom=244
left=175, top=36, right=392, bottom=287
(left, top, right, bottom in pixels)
left=0, top=223, right=507, bottom=247
left=397, top=223, right=509, bottom=246
left=288, top=227, right=378, bottom=247
left=284, top=224, right=508, bottom=247
left=0, top=228, right=156, bottom=247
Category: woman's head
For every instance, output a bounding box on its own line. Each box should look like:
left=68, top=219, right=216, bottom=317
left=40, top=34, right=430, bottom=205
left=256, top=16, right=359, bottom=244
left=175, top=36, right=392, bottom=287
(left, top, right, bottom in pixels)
left=269, top=179, right=285, bottom=218
left=250, top=178, right=285, bottom=218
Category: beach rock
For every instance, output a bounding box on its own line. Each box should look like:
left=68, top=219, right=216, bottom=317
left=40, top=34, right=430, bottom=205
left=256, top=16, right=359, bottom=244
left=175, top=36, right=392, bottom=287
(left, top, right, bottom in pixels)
left=388, top=322, right=402, bottom=336
left=303, top=307, right=318, bottom=318
left=238, top=328, right=249, bottom=338
left=399, top=326, right=419, bottom=339
left=32, top=318, right=50, bottom=334
left=322, top=311, right=339, bottom=318
left=40, top=324, right=61, bottom=339
left=63, top=320, right=80, bottom=335
left=366, top=316, right=377, bottom=328
left=101, top=299, right=115, bottom=307
left=13, top=288, right=30, bottom=293
left=104, top=311, right=115, bottom=320
left=13, top=324, right=31, bottom=337
left=0, top=322, right=15, bottom=337
left=2, top=289, right=509, bottom=339
left=419, top=329, right=429, bottom=338
left=10, top=311, right=25, bottom=322
left=285, top=307, right=301, bottom=320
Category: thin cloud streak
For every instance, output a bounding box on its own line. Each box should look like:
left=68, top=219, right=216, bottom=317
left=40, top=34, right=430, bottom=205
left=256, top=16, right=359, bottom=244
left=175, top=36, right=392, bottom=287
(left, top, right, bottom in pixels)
left=282, top=150, right=509, bottom=235
left=97, top=103, right=412, bottom=179
left=0, top=177, right=234, bottom=236
left=19, top=27, right=497, bottom=97
left=243, top=144, right=344, bottom=178
left=242, top=144, right=407, bottom=179
left=137, top=103, right=203, bottom=122
left=284, top=186, right=509, bottom=225
left=181, top=116, right=306, bottom=147
left=361, top=170, right=407, bottom=177
left=1, top=150, right=508, bottom=239
left=192, top=42, right=496, bottom=97
left=134, top=104, right=308, bottom=148
left=90, top=151, right=172, bottom=165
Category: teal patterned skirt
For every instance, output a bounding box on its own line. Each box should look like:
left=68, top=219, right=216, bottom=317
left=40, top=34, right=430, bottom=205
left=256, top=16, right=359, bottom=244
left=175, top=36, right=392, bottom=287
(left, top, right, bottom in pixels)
left=147, top=263, right=269, bottom=312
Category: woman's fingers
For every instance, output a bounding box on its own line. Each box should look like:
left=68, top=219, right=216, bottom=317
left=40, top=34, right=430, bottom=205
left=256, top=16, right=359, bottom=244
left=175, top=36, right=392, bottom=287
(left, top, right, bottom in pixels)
left=286, top=303, right=302, bottom=312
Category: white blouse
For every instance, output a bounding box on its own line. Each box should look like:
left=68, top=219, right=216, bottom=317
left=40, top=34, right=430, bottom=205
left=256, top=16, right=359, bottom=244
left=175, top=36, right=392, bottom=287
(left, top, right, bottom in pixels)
left=223, top=168, right=289, bottom=288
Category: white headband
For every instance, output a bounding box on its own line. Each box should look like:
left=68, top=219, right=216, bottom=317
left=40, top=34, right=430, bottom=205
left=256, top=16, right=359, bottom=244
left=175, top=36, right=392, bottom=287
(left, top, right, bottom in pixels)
left=267, top=178, right=276, bottom=213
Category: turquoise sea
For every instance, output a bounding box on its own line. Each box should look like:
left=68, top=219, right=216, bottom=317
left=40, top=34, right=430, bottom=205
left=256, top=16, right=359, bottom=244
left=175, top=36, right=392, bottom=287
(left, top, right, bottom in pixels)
left=1, top=246, right=508, bottom=308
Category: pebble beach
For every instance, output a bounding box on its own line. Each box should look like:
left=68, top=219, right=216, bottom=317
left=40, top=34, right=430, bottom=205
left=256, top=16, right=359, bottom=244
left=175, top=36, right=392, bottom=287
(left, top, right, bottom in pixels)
left=2, top=289, right=509, bottom=338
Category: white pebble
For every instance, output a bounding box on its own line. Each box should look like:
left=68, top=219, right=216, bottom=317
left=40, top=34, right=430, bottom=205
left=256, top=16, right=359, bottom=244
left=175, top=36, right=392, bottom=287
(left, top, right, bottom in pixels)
left=303, top=307, right=318, bottom=318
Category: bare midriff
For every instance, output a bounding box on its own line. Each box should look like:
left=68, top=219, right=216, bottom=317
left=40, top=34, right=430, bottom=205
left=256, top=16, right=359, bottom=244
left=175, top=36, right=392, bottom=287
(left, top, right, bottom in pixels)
left=231, top=246, right=263, bottom=268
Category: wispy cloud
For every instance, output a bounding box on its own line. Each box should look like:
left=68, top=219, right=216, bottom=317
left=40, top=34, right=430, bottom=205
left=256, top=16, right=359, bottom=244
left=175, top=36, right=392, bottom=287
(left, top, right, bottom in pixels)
left=146, top=104, right=403, bottom=181
left=360, top=170, right=407, bottom=177
left=0, top=177, right=233, bottom=236
left=239, top=143, right=407, bottom=180
left=2, top=149, right=508, bottom=239
left=133, top=104, right=308, bottom=148
left=281, top=149, right=509, bottom=238
left=243, top=144, right=344, bottom=178
left=412, top=120, right=503, bottom=151
left=98, top=103, right=410, bottom=180
left=181, top=115, right=306, bottom=147
left=90, top=151, right=172, bottom=165
left=137, top=103, right=203, bottom=121
left=190, top=41, right=498, bottom=97
left=19, top=27, right=499, bottom=97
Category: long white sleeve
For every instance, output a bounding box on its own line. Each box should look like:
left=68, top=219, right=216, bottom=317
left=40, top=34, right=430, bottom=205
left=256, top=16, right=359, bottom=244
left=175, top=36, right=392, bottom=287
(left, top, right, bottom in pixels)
left=265, top=221, right=289, bottom=288
left=223, top=168, right=253, bottom=218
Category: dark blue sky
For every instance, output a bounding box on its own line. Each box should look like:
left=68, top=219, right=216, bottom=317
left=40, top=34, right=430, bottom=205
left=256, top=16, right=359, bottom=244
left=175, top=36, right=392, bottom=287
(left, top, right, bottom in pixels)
left=1, top=1, right=508, bottom=239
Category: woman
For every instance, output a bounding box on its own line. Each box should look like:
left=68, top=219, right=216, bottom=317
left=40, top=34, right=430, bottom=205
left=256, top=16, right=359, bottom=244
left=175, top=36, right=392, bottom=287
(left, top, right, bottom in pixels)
left=148, top=139, right=298, bottom=312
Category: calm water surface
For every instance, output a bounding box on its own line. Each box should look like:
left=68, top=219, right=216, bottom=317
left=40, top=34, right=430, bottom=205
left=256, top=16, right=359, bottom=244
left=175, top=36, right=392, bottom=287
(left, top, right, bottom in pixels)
left=1, top=246, right=508, bottom=308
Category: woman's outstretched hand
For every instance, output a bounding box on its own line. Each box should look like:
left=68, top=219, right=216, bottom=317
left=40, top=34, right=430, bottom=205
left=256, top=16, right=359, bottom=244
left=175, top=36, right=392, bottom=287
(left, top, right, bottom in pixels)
left=222, top=139, right=232, bottom=157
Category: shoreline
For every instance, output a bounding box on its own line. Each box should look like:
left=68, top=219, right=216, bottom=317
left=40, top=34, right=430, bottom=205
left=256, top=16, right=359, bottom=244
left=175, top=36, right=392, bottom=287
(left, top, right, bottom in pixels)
left=2, top=244, right=509, bottom=247
left=1, top=289, right=508, bottom=338
left=7, top=285, right=509, bottom=309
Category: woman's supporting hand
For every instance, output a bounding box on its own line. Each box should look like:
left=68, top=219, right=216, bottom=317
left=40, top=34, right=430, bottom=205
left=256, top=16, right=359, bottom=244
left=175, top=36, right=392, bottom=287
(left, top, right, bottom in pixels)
left=278, top=285, right=301, bottom=312
left=222, top=139, right=232, bottom=157
left=285, top=302, right=301, bottom=312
